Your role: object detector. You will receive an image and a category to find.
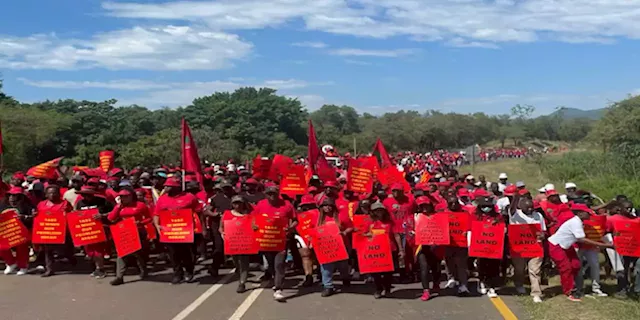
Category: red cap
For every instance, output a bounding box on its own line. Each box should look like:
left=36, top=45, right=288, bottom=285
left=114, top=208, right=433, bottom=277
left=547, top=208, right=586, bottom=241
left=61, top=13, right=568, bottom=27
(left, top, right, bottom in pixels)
left=457, top=188, right=470, bottom=197
left=76, top=185, right=97, bottom=194
left=118, top=189, right=134, bottom=196
left=245, top=178, right=258, bottom=185
left=473, top=189, right=491, bottom=198
left=324, top=181, right=339, bottom=188
left=164, top=177, right=181, bottom=187
left=518, top=189, right=530, bottom=195
left=546, top=189, right=558, bottom=196
left=7, top=186, right=24, bottom=195
left=571, top=203, right=594, bottom=214
left=12, top=172, right=26, bottom=181
left=87, top=177, right=100, bottom=185
left=503, top=185, right=517, bottom=196
left=391, top=183, right=404, bottom=191
left=416, top=196, right=431, bottom=205
left=300, top=195, right=317, bottom=206
left=307, top=186, right=318, bottom=193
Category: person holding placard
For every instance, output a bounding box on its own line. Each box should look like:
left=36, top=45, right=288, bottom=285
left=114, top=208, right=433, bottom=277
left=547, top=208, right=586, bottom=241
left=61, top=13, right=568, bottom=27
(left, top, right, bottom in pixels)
left=74, top=185, right=113, bottom=280
left=316, top=197, right=353, bottom=298
left=472, top=196, right=505, bottom=298
left=442, top=194, right=472, bottom=296
left=413, top=196, right=442, bottom=301
left=366, top=202, right=403, bottom=299
left=606, top=200, right=640, bottom=299
left=294, top=194, right=319, bottom=287
left=107, top=187, right=151, bottom=286
left=0, top=187, right=33, bottom=276
left=221, top=195, right=255, bottom=293
left=35, top=185, right=74, bottom=277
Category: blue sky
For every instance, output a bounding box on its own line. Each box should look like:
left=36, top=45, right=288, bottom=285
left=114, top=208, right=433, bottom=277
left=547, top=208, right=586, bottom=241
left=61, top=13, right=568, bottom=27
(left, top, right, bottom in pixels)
left=2, top=0, right=640, bottom=116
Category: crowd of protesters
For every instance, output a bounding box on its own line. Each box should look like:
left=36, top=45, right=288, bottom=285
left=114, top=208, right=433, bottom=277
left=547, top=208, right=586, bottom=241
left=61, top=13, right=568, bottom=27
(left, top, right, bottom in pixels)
left=0, top=146, right=638, bottom=304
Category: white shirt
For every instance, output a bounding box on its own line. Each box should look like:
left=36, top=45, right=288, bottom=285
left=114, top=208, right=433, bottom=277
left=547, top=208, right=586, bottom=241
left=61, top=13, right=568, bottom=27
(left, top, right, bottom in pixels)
left=63, top=189, right=79, bottom=206
left=510, top=209, right=547, bottom=231
left=497, top=197, right=510, bottom=213
left=548, top=216, right=585, bottom=249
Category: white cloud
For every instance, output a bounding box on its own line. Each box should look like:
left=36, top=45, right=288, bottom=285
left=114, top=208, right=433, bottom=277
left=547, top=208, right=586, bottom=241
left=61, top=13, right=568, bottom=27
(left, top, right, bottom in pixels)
left=291, top=41, right=328, bottom=48
left=0, top=25, right=253, bottom=70
left=17, top=78, right=171, bottom=90
left=344, top=59, right=372, bottom=65
left=330, top=48, right=418, bottom=57
left=446, top=38, right=500, bottom=49
left=287, top=94, right=327, bottom=111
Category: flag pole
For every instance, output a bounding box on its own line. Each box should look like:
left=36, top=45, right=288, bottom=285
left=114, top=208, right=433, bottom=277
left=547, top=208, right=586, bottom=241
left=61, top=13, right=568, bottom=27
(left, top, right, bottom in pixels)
left=353, top=137, right=357, bottom=157
left=182, top=169, right=186, bottom=191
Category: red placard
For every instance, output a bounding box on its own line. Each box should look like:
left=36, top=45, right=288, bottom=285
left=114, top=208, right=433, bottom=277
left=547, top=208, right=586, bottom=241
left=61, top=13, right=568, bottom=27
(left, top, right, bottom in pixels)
left=66, top=209, right=107, bottom=247
left=584, top=215, right=606, bottom=241
left=296, top=210, right=318, bottom=240
left=415, top=213, right=450, bottom=245
left=32, top=209, right=67, bottom=244
left=311, top=223, right=349, bottom=264
left=377, top=166, right=410, bottom=192
left=0, top=210, right=30, bottom=250
left=614, top=220, right=640, bottom=257
left=158, top=209, right=195, bottom=243
left=224, top=217, right=258, bottom=255
left=110, top=218, right=142, bottom=257
left=252, top=156, right=272, bottom=180
left=347, top=157, right=375, bottom=193
left=508, top=223, right=543, bottom=258
left=469, top=221, right=505, bottom=259
left=145, top=223, right=157, bottom=240
left=357, top=233, right=394, bottom=274
left=352, top=214, right=372, bottom=247
left=280, top=165, right=307, bottom=196
left=255, top=214, right=287, bottom=251
left=446, top=211, right=470, bottom=247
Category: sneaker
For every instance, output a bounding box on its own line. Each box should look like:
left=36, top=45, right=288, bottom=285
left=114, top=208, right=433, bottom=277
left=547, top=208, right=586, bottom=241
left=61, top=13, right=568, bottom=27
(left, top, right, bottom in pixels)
left=237, top=283, right=246, bottom=293
left=516, top=286, right=527, bottom=295
left=479, top=282, right=488, bottom=295
left=420, top=289, right=431, bottom=301
left=373, top=291, right=383, bottom=299
left=532, top=296, right=543, bottom=303
left=431, top=286, right=440, bottom=297
left=321, top=288, right=335, bottom=298
left=445, top=279, right=458, bottom=289
left=457, top=284, right=470, bottom=297
left=35, top=265, right=45, bottom=272
left=4, top=264, right=17, bottom=275
left=487, top=288, right=498, bottom=298
left=184, top=273, right=195, bottom=283
left=567, top=295, right=582, bottom=302
left=301, top=275, right=313, bottom=287
left=92, top=270, right=106, bottom=279
left=274, top=290, right=286, bottom=301
left=16, top=268, right=28, bottom=276
left=592, top=289, right=608, bottom=297
left=110, top=278, right=124, bottom=286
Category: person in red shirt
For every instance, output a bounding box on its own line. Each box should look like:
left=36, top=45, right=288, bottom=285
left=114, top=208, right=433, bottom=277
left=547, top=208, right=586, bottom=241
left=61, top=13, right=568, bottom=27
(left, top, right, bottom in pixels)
left=294, top=195, right=319, bottom=287
left=606, top=200, right=640, bottom=298
left=153, top=176, right=201, bottom=284
left=108, top=187, right=152, bottom=286
left=0, top=186, right=33, bottom=276
left=473, top=196, right=504, bottom=298
left=253, top=185, right=297, bottom=302
left=413, top=196, right=442, bottom=301
left=221, top=195, right=257, bottom=293
left=316, top=197, right=353, bottom=298
left=366, top=202, right=403, bottom=299
left=382, top=183, right=415, bottom=281
left=35, top=185, right=74, bottom=277
left=442, top=194, right=472, bottom=296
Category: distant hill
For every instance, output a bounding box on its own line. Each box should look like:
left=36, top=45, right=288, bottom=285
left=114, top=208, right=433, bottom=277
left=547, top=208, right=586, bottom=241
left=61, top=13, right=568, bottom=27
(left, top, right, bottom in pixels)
left=548, top=107, right=606, bottom=120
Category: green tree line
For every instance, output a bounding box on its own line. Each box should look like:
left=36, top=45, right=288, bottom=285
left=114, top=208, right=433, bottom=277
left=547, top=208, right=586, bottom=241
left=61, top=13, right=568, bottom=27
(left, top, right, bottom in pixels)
left=0, top=81, right=600, bottom=172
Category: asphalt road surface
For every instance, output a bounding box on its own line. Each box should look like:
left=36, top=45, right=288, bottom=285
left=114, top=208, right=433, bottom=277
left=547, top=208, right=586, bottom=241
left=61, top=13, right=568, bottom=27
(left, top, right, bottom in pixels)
left=0, top=258, right=524, bottom=320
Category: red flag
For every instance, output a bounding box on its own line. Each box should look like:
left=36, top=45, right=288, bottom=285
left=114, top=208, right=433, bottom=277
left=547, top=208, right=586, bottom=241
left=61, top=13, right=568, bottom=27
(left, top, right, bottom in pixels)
left=373, top=138, right=392, bottom=168
left=307, top=120, right=336, bottom=182
left=27, top=157, right=63, bottom=180
left=181, top=118, right=203, bottom=186
left=98, top=150, right=115, bottom=173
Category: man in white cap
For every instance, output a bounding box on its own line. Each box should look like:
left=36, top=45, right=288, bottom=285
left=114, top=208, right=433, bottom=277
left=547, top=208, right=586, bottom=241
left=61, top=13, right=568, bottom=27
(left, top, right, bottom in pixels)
left=564, top=182, right=577, bottom=203
left=497, top=173, right=510, bottom=193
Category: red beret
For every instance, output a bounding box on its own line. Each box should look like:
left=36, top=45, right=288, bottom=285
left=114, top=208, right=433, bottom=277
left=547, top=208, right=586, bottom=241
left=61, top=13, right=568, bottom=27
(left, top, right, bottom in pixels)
left=164, top=177, right=182, bottom=187
left=416, top=196, right=431, bottom=205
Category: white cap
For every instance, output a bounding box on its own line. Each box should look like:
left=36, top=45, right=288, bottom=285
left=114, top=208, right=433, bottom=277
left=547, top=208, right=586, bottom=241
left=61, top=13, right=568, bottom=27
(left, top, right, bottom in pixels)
left=565, top=182, right=577, bottom=189
left=544, top=183, right=555, bottom=191
left=237, top=165, right=246, bottom=171
left=435, top=173, right=443, bottom=179
left=466, top=175, right=475, bottom=180
left=498, top=173, right=508, bottom=179
left=213, top=165, right=220, bottom=171
left=226, top=163, right=236, bottom=172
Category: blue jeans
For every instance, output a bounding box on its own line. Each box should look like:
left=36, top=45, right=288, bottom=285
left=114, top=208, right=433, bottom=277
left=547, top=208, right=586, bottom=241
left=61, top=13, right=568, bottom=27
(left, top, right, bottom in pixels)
left=320, top=260, right=350, bottom=289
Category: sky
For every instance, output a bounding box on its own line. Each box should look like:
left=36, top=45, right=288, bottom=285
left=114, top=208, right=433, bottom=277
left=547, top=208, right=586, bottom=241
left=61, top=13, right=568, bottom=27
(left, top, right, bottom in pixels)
left=2, top=0, right=640, bottom=116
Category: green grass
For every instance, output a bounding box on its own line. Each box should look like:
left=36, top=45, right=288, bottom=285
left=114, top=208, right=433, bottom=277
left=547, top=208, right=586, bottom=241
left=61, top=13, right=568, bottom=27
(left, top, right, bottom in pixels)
left=463, top=157, right=559, bottom=191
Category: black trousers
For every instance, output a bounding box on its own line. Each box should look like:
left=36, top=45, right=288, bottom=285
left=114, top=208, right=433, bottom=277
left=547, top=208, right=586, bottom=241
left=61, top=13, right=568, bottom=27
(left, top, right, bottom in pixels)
left=261, top=251, right=286, bottom=290
left=478, top=258, right=502, bottom=288
left=167, top=243, right=194, bottom=276
left=418, top=246, right=441, bottom=290
left=208, top=219, right=224, bottom=270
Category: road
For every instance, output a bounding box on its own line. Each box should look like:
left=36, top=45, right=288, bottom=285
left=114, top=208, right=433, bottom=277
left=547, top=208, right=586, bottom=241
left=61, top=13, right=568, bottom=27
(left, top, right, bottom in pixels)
left=0, top=258, right=525, bottom=320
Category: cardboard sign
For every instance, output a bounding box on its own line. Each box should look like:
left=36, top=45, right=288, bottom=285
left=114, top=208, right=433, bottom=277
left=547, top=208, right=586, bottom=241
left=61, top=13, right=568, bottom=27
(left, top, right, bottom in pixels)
left=296, top=210, right=318, bottom=240
left=252, top=156, right=272, bottom=180
left=469, top=221, right=505, bottom=259
left=268, top=154, right=294, bottom=182
left=255, top=214, right=287, bottom=251
left=158, top=209, right=195, bottom=243
left=377, top=166, right=410, bottom=191
left=280, top=165, right=307, bottom=196
left=584, top=215, right=606, bottom=242
left=66, top=209, right=107, bottom=247
left=614, top=220, right=640, bottom=257
left=357, top=233, right=394, bottom=274
left=508, top=223, right=543, bottom=258
left=32, top=209, right=67, bottom=244
left=110, top=218, right=142, bottom=257
left=0, top=210, right=30, bottom=250
left=346, top=157, right=374, bottom=193
left=145, top=223, right=157, bottom=241
left=311, top=223, right=349, bottom=264
left=446, top=211, right=470, bottom=247
left=415, top=213, right=450, bottom=245
left=224, top=217, right=258, bottom=255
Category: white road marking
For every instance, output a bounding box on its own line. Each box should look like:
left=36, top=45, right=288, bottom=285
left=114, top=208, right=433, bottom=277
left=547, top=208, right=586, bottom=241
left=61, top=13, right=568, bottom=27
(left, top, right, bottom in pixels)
left=171, top=269, right=236, bottom=320
left=228, top=288, right=264, bottom=320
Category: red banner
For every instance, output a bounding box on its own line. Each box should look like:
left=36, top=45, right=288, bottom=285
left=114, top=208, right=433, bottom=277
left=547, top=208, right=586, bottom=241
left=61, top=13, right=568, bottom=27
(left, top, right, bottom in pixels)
left=356, top=233, right=395, bottom=274
left=280, top=165, right=307, bottom=196
left=446, top=212, right=470, bottom=247
left=252, top=156, right=272, bottom=180
left=352, top=214, right=372, bottom=247
left=110, top=218, right=142, bottom=257
left=469, top=221, right=505, bottom=259
left=614, top=220, right=640, bottom=257
left=98, top=150, right=115, bottom=173
left=32, top=209, right=67, bottom=244
left=224, top=218, right=258, bottom=255
left=311, top=223, right=349, bottom=264
left=268, top=154, right=294, bottom=182
left=255, top=214, right=287, bottom=251
left=377, top=166, right=410, bottom=191
left=0, top=210, right=29, bottom=250
left=415, top=213, right=450, bottom=245
left=296, top=210, right=318, bottom=240
left=158, top=209, right=194, bottom=243
left=508, top=223, right=543, bottom=258
left=584, top=215, right=606, bottom=242
left=66, top=209, right=107, bottom=247
left=346, top=157, right=375, bottom=193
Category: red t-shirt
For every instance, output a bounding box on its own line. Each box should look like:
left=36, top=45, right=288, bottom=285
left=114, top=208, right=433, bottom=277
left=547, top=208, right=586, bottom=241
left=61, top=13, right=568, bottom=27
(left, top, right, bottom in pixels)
left=606, top=214, right=636, bottom=233
left=383, top=195, right=416, bottom=233
left=36, top=199, right=72, bottom=213
left=153, top=192, right=200, bottom=216
left=108, top=201, right=151, bottom=225
left=369, top=220, right=397, bottom=251
left=254, top=198, right=295, bottom=222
